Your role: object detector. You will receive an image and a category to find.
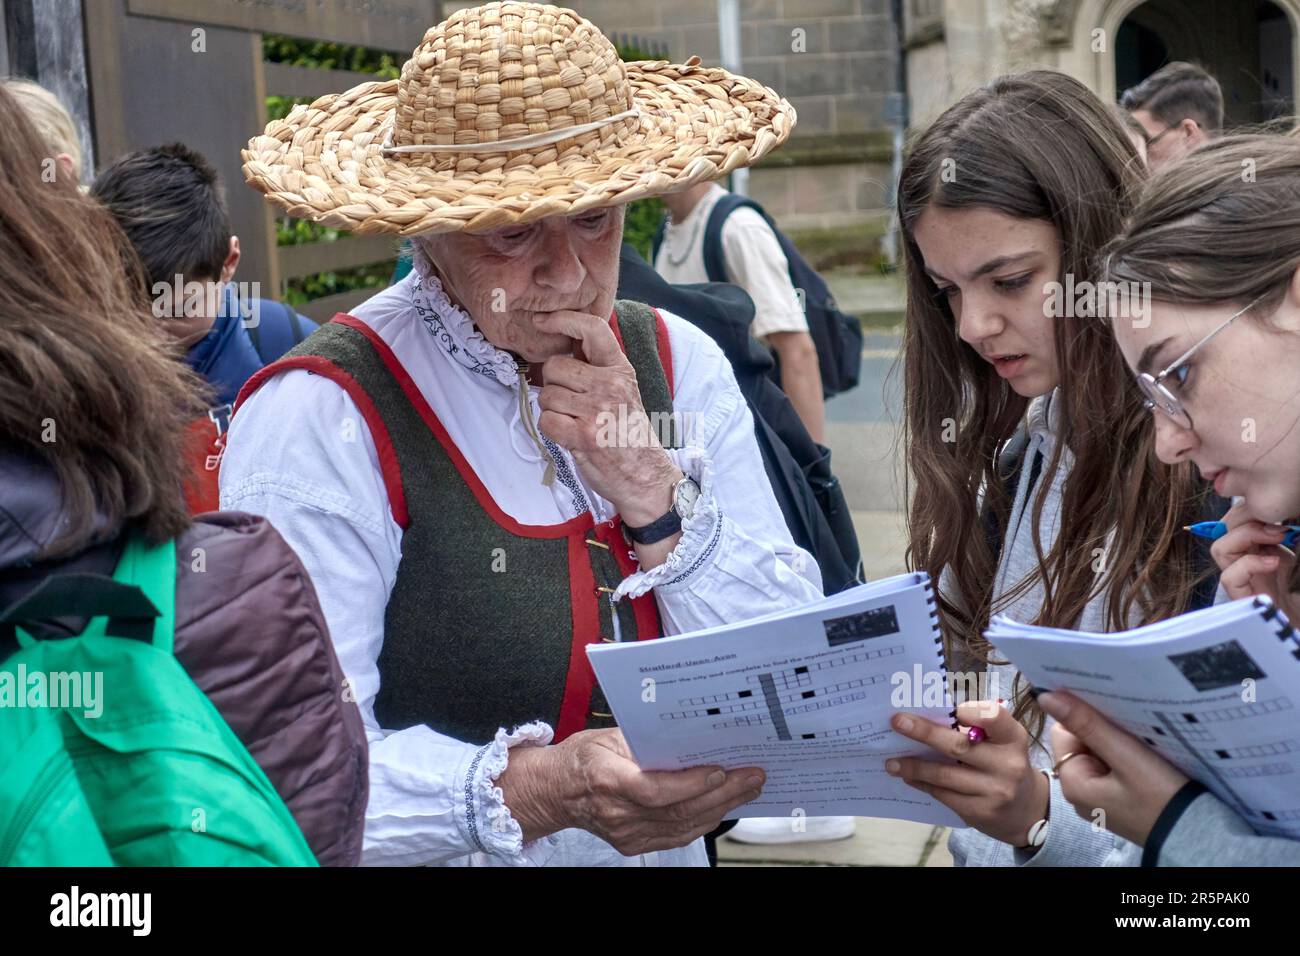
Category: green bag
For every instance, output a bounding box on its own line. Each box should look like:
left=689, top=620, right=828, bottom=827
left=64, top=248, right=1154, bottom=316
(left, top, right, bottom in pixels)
left=0, top=532, right=317, bottom=866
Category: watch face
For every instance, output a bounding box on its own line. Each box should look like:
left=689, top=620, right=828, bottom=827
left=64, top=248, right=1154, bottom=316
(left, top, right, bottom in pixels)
left=674, top=478, right=701, bottom=520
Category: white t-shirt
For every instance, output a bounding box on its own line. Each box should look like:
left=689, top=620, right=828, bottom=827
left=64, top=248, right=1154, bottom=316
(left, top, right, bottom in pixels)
left=653, top=184, right=810, bottom=340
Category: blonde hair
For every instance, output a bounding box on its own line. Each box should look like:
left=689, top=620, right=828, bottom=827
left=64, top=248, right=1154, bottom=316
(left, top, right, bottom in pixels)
left=4, top=78, right=83, bottom=180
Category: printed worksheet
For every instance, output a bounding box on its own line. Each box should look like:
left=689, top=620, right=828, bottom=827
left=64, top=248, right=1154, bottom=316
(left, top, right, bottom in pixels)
left=989, top=596, right=1300, bottom=839
left=587, top=573, right=964, bottom=825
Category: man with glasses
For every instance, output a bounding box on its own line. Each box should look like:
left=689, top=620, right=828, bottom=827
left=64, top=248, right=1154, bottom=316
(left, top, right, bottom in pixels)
left=1122, top=62, right=1223, bottom=171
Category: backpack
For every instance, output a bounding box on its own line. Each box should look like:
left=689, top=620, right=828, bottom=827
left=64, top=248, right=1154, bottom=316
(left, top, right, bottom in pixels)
left=244, top=298, right=312, bottom=365
left=617, top=243, right=861, bottom=592
left=654, top=194, right=864, bottom=398
left=0, top=531, right=317, bottom=866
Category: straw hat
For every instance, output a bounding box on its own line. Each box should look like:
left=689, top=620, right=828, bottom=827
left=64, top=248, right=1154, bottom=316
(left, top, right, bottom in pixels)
left=241, top=1, right=795, bottom=236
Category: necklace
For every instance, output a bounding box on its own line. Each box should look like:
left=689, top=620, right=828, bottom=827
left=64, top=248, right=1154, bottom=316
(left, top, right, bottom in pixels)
left=662, top=200, right=709, bottom=268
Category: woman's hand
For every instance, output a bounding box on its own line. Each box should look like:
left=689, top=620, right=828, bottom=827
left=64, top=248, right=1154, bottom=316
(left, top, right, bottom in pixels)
left=1039, top=690, right=1188, bottom=846
left=1212, top=501, right=1298, bottom=618
left=885, top=700, right=1050, bottom=847
left=497, top=727, right=764, bottom=854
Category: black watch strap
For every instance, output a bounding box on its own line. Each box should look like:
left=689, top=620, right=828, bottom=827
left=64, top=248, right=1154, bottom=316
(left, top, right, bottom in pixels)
left=624, top=509, right=683, bottom=546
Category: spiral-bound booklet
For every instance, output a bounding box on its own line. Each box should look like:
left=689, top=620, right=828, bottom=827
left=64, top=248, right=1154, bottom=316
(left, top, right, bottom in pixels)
left=587, top=573, right=963, bottom=825
left=988, top=596, right=1300, bottom=838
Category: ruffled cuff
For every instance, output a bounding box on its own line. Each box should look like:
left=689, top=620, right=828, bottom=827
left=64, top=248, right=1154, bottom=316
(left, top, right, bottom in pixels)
left=458, top=721, right=559, bottom=865
left=612, top=443, right=723, bottom=602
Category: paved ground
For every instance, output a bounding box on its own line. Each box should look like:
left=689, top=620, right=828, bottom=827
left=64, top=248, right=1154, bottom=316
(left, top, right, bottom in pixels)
left=714, top=271, right=959, bottom=866
left=719, top=817, right=954, bottom=867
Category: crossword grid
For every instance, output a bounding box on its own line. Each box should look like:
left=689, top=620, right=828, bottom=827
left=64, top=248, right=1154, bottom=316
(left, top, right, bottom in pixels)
left=1199, top=697, right=1294, bottom=721
left=711, top=691, right=871, bottom=732
left=791, top=721, right=874, bottom=740
left=675, top=646, right=903, bottom=708
left=1131, top=705, right=1297, bottom=746
left=1213, top=740, right=1300, bottom=759
left=1220, top=762, right=1294, bottom=778
left=665, top=669, right=893, bottom=721
left=660, top=646, right=904, bottom=740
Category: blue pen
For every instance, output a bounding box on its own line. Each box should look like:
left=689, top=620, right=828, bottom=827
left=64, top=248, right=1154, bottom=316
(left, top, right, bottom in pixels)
left=1184, top=521, right=1300, bottom=549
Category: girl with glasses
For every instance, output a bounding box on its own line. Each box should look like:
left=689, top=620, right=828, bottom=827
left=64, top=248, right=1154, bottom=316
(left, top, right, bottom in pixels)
left=888, top=70, right=1216, bottom=867
left=1042, top=134, right=1300, bottom=866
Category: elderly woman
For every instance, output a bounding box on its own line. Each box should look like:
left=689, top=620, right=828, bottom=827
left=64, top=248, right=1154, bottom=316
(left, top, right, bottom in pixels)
left=223, top=2, right=822, bottom=866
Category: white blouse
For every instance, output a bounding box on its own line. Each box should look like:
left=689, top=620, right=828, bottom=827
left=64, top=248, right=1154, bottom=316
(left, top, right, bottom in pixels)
left=220, top=269, right=823, bottom=867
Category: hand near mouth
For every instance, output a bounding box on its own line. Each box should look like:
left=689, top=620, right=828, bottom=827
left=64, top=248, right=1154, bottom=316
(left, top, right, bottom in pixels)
left=1212, top=500, right=1299, bottom=621
left=529, top=309, right=683, bottom=535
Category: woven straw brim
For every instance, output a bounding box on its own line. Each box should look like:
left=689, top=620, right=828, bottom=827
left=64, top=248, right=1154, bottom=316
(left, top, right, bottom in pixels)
left=241, top=60, right=795, bottom=236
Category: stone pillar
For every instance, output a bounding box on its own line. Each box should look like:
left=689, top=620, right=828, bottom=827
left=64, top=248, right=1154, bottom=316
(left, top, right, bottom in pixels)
left=4, top=0, right=97, bottom=179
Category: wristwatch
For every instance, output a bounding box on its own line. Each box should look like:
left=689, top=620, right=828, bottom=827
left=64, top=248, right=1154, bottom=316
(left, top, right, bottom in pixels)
left=623, top=476, right=701, bottom=545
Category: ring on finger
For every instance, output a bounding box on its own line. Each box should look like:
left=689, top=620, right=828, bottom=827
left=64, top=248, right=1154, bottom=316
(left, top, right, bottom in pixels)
left=1051, top=751, right=1082, bottom=777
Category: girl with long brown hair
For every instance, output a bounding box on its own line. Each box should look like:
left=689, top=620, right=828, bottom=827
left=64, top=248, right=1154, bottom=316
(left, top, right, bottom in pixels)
left=1043, top=133, right=1300, bottom=866
left=881, top=71, right=1212, bottom=865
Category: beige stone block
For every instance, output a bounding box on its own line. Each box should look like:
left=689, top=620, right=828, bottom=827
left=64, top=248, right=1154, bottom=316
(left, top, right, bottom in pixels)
left=747, top=165, right=795, bottom=218
left=786, top=161, right=856, bottom=216
left=785, top=53, right=853, bottom=97
left=782, top=0, right=862, bottom=18
left=646, top=0, right=718, bottom=26
left=833, top=92, right=891, bottom=133
left=784, top=94, right=833, bottom=135
left=750, top=19, right=829, bottom=56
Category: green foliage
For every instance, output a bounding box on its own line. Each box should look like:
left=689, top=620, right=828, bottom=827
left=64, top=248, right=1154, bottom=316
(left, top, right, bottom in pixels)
left=263, top=35, right=401, bottom=300
left=613, top=42, right=668, bottom=262
left=622, top=197, right=665, bottom=263
left=276, top=217, right=343, bottom=246
left=266, top=95, right=313, bottom=123
left=282, top=263, right=393, bottom=308
left=262, top=35, right=402, bottom=76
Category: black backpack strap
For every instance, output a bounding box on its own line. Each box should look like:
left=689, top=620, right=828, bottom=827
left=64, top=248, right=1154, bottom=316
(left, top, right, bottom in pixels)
left=612, top=300, right=680, bottom=448
left=0, top=573, right=160, bottom=654
left=702, top=193, right=765, bottom=285
left=287, top=304, right=305, bottom=346
left=983, top=423, right=1032, bottom=562
left=245, top=304, right=263, bottom=358
left=651, top=214, right=667, bottom=264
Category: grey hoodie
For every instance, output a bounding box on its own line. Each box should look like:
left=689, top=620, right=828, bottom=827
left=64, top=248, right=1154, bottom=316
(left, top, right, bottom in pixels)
left=945, top=390, right=1135, bottom=867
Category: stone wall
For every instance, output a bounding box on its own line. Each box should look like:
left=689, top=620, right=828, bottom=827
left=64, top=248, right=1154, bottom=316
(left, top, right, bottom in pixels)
left=531, top=0, right=905, bottom=235
left=904, top=0, right=1299, bottom=132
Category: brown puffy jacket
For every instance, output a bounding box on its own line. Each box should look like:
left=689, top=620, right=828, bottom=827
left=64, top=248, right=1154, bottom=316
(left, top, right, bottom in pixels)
left=173, top=512, right=368, bottom=866
left=0, top=503, right=368, bottom=866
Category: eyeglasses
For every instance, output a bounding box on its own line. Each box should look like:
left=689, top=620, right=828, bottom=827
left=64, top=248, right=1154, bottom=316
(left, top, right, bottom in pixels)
left=1144, top=125, right=1176, bottom=149
left=1144, top=118, right=1199, bottom=150
left=1137, top=296, right=1263, bottom=429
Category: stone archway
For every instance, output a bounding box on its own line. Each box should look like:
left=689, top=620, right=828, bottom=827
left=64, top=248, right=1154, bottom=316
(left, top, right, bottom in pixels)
left=1061, top=0, right=1300, bottom=115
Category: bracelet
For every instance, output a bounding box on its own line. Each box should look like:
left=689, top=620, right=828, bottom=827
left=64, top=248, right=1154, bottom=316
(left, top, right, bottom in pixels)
left=1020, top=768, right=1053, bottom=850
